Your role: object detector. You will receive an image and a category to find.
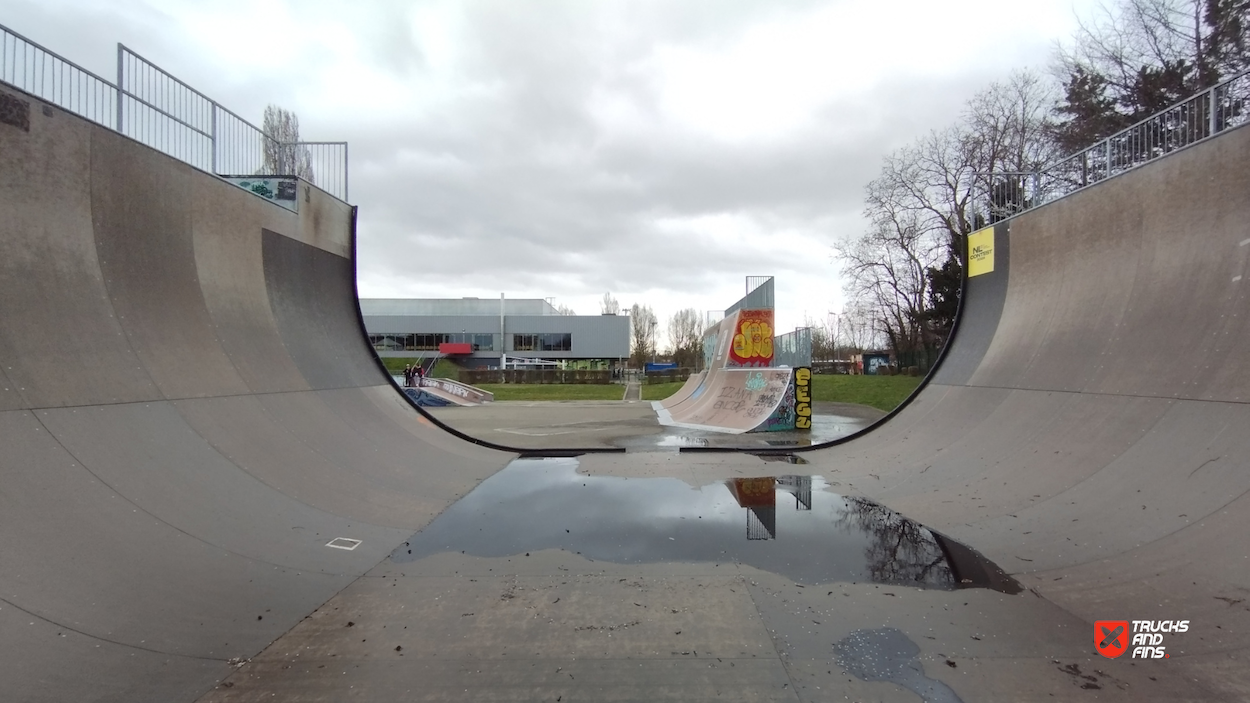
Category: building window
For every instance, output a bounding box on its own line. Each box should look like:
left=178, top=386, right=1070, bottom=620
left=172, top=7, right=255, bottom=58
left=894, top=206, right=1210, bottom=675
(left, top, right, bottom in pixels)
left=410, top=333, right=452, bottom=350
left=370, top=334, right=405, bottom=352
left=372, top=332, right=497, bottom=352
left=540, top=333, right=571, bottom=351
left=513, top=333, right=571, bottom=351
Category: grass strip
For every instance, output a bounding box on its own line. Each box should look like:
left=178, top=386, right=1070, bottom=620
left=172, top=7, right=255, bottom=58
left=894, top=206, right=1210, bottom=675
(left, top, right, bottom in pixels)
left=640, top=382, right=687, bottom=401
left=810, top=374, right=923, bottom=412
left=474, top=384, right=626, bottom=401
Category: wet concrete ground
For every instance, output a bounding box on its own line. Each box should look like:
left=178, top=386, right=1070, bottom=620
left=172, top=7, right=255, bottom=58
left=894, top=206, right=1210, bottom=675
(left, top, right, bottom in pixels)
left=197, top=399, right=1215, bottom=701
left=389, top=458, right=1018, bottom=591
left=201, top=453, right=1195, bottom=702
left=426, top=400, right=883, bottom=450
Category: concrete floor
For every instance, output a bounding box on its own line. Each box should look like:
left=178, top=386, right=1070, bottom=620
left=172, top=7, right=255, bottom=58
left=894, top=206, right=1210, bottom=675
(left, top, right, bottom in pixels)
left=197, top=404, right=1199, bottom=700
left=200, top=450, right=1190, bottom=703
left=427, top=400, right=885, bottom=451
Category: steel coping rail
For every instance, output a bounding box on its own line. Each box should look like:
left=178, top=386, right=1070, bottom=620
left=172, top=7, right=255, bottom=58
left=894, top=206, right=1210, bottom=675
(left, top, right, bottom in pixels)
left=0, top=22, right=348, bottom=202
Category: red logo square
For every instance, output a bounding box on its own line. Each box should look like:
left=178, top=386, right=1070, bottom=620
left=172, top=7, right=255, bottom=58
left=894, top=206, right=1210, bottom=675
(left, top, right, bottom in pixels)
left=1095, top=620, right=1129, bottom=658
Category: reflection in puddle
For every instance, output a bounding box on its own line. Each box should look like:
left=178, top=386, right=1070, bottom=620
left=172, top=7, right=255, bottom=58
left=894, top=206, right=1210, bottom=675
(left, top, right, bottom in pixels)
left=392, top=458, right=1019, bottom=592
left=617, top=414, right=871, bottom=451
left=653, top=434, right=708, bottom=448
left=753, top=453, right=808, bottom=464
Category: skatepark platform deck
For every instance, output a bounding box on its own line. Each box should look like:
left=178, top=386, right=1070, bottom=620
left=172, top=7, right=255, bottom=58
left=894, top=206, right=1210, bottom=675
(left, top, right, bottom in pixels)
left=2, top=80, right=1250, bottom=702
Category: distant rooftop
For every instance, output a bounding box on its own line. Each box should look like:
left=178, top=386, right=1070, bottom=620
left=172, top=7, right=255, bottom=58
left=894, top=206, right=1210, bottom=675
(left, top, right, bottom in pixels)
left=360, top=298, right=563, bottom=316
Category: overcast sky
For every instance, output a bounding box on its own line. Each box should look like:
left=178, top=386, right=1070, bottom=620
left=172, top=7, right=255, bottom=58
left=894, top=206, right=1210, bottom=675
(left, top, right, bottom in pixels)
left=9, top=0, right=1099, bottom=342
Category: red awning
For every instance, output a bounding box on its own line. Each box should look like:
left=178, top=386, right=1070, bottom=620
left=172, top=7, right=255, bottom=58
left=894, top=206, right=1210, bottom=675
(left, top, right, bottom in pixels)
left=439, top=342, right=472, bottom=355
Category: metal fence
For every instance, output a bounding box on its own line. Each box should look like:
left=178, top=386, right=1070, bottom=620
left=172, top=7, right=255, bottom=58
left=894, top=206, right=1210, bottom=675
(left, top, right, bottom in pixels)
left=726, top=276, right=775, bottom=316
left=980, top=67, right=1250, bottom=219
left=773, top=327, right=813, bottom=367
left=0, top=23, right=348, bottom=201
left=1, top=24, right=116, bottom=129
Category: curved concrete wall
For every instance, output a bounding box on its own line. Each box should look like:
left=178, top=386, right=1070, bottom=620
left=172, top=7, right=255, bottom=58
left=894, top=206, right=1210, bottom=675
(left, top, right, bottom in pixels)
left=780, top=121, right=1250, bottom=696
left=0, top=85, right=512, bottom=701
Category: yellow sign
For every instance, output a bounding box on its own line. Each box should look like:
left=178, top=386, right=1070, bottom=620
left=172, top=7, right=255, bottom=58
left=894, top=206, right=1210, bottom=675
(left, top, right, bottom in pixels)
left=968, top=227, right=995, bottom=277
left=794, top=367, right=812, bottom=430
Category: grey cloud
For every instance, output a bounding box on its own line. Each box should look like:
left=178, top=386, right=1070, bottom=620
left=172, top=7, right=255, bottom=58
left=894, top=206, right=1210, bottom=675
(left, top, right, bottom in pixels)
left=8, top=0, right=1063, bottom=317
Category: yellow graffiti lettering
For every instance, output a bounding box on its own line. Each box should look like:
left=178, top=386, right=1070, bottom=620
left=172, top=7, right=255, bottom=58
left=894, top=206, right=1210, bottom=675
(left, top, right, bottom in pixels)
left=793, top=367, right=812, bottom=431
left=732, top=318, right=774, bottom=360
left=739, top=477, right=774, bottom=497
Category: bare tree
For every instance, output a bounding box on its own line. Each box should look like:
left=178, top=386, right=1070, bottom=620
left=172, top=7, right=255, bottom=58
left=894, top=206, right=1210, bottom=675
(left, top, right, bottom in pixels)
left=835, top=497, right=954, bottom=588
left=1052, top=0, right=1250, bottom=150
left=261, top=105, right=315, bottom=182
left=803, top=314, right=839, bottom=362
left=842, top=127, right=972, bottom=370
left=836, top=212, right=938, bottom=369
left=600, top=292, right=621, bottom=315
left=629, top=303, right=658, bottom=367
left=838, top=303, right=877, bottom=354
left=964, top=71, right=1060, bottom=220
left=836, top=72, right=1056, bottom=371
left=555, top=303, right=577, bottom=315
left=666, top=308, right=703, bottom=368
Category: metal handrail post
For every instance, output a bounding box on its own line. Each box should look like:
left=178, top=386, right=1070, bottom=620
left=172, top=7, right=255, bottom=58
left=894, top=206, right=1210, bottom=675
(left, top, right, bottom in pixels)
left=210, top=105, right=218, bottom=173
left=115, top=43, right=123, bottom=132
left=1209, top=85, right=1218, bottom=137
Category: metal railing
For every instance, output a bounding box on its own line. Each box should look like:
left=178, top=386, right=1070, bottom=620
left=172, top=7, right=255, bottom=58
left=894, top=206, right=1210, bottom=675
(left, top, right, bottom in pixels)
left=0, top=23, right=348, bottom=201
left=773, top=327, right=813, bottom=367
left=980, top=67, right=1250, bottom=219
left=726, top=276, right=774, bottom=315
left=116, top=45, right=216, bottom=172
left=116, top=44, right=348, bottom=200
left=1, top=24, right=116, bottom=129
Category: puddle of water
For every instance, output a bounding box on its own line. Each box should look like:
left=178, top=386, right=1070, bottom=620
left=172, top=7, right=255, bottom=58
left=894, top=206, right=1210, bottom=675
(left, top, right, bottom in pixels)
left=653, top=434, right=709, bottom=448
left=617, top=414, right=872, bottom=452
left=392, top=458, right=1019, bottom=592
left=753, top=453, right=808, bottom=464
left=834, top=628, right=964, bottom=703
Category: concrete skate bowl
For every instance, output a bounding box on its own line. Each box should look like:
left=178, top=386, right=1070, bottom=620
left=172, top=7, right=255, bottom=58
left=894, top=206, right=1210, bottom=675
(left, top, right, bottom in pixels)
left=0, top=85, right=518, bottom=701
left=4, top=74, right=1250, bottom=703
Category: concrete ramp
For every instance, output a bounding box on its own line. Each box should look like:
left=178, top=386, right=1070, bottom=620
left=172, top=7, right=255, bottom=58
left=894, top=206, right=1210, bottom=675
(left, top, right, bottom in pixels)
left=418, top=377, right=495, bottom=406
left=651, top=370, right=705, bottom=411
left=0, top=85, right=513, bottom=702
left=658, top=368, right=791, bottom=433
left=755, top=122, right=1250, bottom=694
left=657, top=312, right=794, bottom=433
